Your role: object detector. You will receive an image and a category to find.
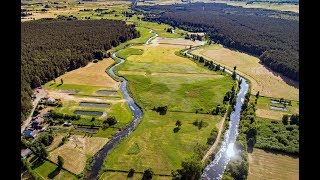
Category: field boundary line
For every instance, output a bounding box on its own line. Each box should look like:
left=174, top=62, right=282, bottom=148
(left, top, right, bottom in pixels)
left=103, top=168, right=172, bottom=176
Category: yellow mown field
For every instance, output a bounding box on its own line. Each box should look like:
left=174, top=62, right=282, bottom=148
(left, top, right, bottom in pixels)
left=248, top=148, right=299, bottom=180
left=49, top=135, right=109, bottom=174
left=192, top=45, right=299, bottom=100
left=54, top=58, right=119, bottom=89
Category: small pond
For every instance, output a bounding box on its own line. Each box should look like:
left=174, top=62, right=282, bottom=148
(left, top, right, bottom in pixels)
left=74, top=110, right=103, bottom=116
left=271, top=100, right=289, bottom=105
left=75, top=127, right=99, bottom=133
left=96, top=90, right=117, bottom=95
left=270, top=105, right=288, bottom=111
left=79, top=102, right=109, bottom=108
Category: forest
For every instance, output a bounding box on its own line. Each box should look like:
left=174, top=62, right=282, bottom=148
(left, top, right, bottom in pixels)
left=21, top=19, right=139, bottom=122
left=136, top=2, right=299, bottom=81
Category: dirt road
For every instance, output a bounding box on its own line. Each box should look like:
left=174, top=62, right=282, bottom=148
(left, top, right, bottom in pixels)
left=21, top=87, right=47, bottom=134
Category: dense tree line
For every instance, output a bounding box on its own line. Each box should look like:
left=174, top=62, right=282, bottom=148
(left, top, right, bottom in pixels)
left=137, top=3, right=299, bottom=81
left=21, top=19, right=140, bottom=121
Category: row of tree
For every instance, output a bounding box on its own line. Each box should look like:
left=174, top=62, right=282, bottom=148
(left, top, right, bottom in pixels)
left=21, top=19, right=140, bottom=121
left=138, top=2, right=299, bottom=81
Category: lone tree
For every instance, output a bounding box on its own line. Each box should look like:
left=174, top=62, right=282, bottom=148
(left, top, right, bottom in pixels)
left=282, top=114, right=289, bottom=125
left=234, top=66, right=237, bottom=71
left=104, top=116, right=117, bottom=126
left=60, top=78, right=64, bottom=84
left=39, top=144, right=48, bottom=158
left=255, top=91, right=260, bottom=99
left=127, top=168, right=135, bottom=178
left=91, top=117, right=95, bottom=122
left=57, top=156, right=64, bottom=169
left=290, top=114, right=299, bottom=125
left=142, top=168, right=154, bottom=180
left=232, top=71, right=237, bottom=80
left=176, top=120, right=182, bottom=127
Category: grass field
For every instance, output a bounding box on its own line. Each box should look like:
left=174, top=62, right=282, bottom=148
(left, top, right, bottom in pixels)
left=49, top=135, right=109, bottom=174
left=52, top=100, right=132, bottom=127
left=104, top=111, right=221, bottom=174
left=117, top=45, right=218, bottom=74
left=117, top=48, right=144, bottom=60
left=125, top=74, right=233, bottom=112
left=32, top=160, right=77, bottom=180
left=191, top=44, right=299, bottom=100
left=99, top=171, right=171, bottom=180
left=248, top=148, right=299, bottom=180
left=224, top=1, right=299, bottom=13
left=253, top=96, right=299, bottom=120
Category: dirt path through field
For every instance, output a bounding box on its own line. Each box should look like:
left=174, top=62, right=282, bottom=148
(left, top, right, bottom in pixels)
left=201, top=106, right=229, bottom=163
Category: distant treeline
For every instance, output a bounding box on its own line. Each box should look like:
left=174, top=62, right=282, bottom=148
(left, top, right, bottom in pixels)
left=21, top=19, right=139, bottom=121
left=137, top=3, right=299, bottom=81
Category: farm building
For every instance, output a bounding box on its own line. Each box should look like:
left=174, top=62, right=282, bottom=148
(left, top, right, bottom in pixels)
left=34, top=116, right=44, bottom=123
left=47, top=97, right=56, bottom=104
left=21, top=148, right=32, bottom=158
left=63, top=122, right=72, bottom=126
left=23, top=129, right=38, bottom=138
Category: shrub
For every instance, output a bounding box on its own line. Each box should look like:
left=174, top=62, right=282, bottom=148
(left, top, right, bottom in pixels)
left=103, top=116, right=117, bottom=126
left=57, top=156, right=64, bottom=169
left=142, top=168, right=154, bottom=180
left=127, top=168, right=135, bottom=177
left=152, top=106, right=168, bottom=115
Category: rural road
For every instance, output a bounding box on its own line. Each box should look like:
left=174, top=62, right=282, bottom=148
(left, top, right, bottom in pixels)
left=21, top=87, right=47, bottom=134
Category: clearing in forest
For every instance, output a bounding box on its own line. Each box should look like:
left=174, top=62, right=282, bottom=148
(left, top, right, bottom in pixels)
left=248, top=148, right=299, bottom=180
left=191, top=44, right=299, bottom=100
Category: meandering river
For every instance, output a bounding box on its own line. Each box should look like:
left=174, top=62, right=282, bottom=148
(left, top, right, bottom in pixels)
left=86, top=33, right=248, bottom=179
left=84, top=31, right=157, bottom=179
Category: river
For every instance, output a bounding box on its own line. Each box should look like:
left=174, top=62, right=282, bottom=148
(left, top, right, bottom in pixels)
left=84, top=31, right=157, bottom=179
left=86, top=35, right=248, bottom=179
left=184, top=48, right=249, bottom=180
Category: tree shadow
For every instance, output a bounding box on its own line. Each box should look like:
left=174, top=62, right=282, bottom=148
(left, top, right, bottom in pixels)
left=247, top=146, right=254, bottom=153
left=29, top=155, right=38, bottom=164
left=57, top=84, right=63, bottom=87
left=31, top=158, right=45, bottom=170
left=48, top=167, right=61, bottom=179
left=258, top=61, right=299, bottom=89
left=173, top=127, right=180, bottom=133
